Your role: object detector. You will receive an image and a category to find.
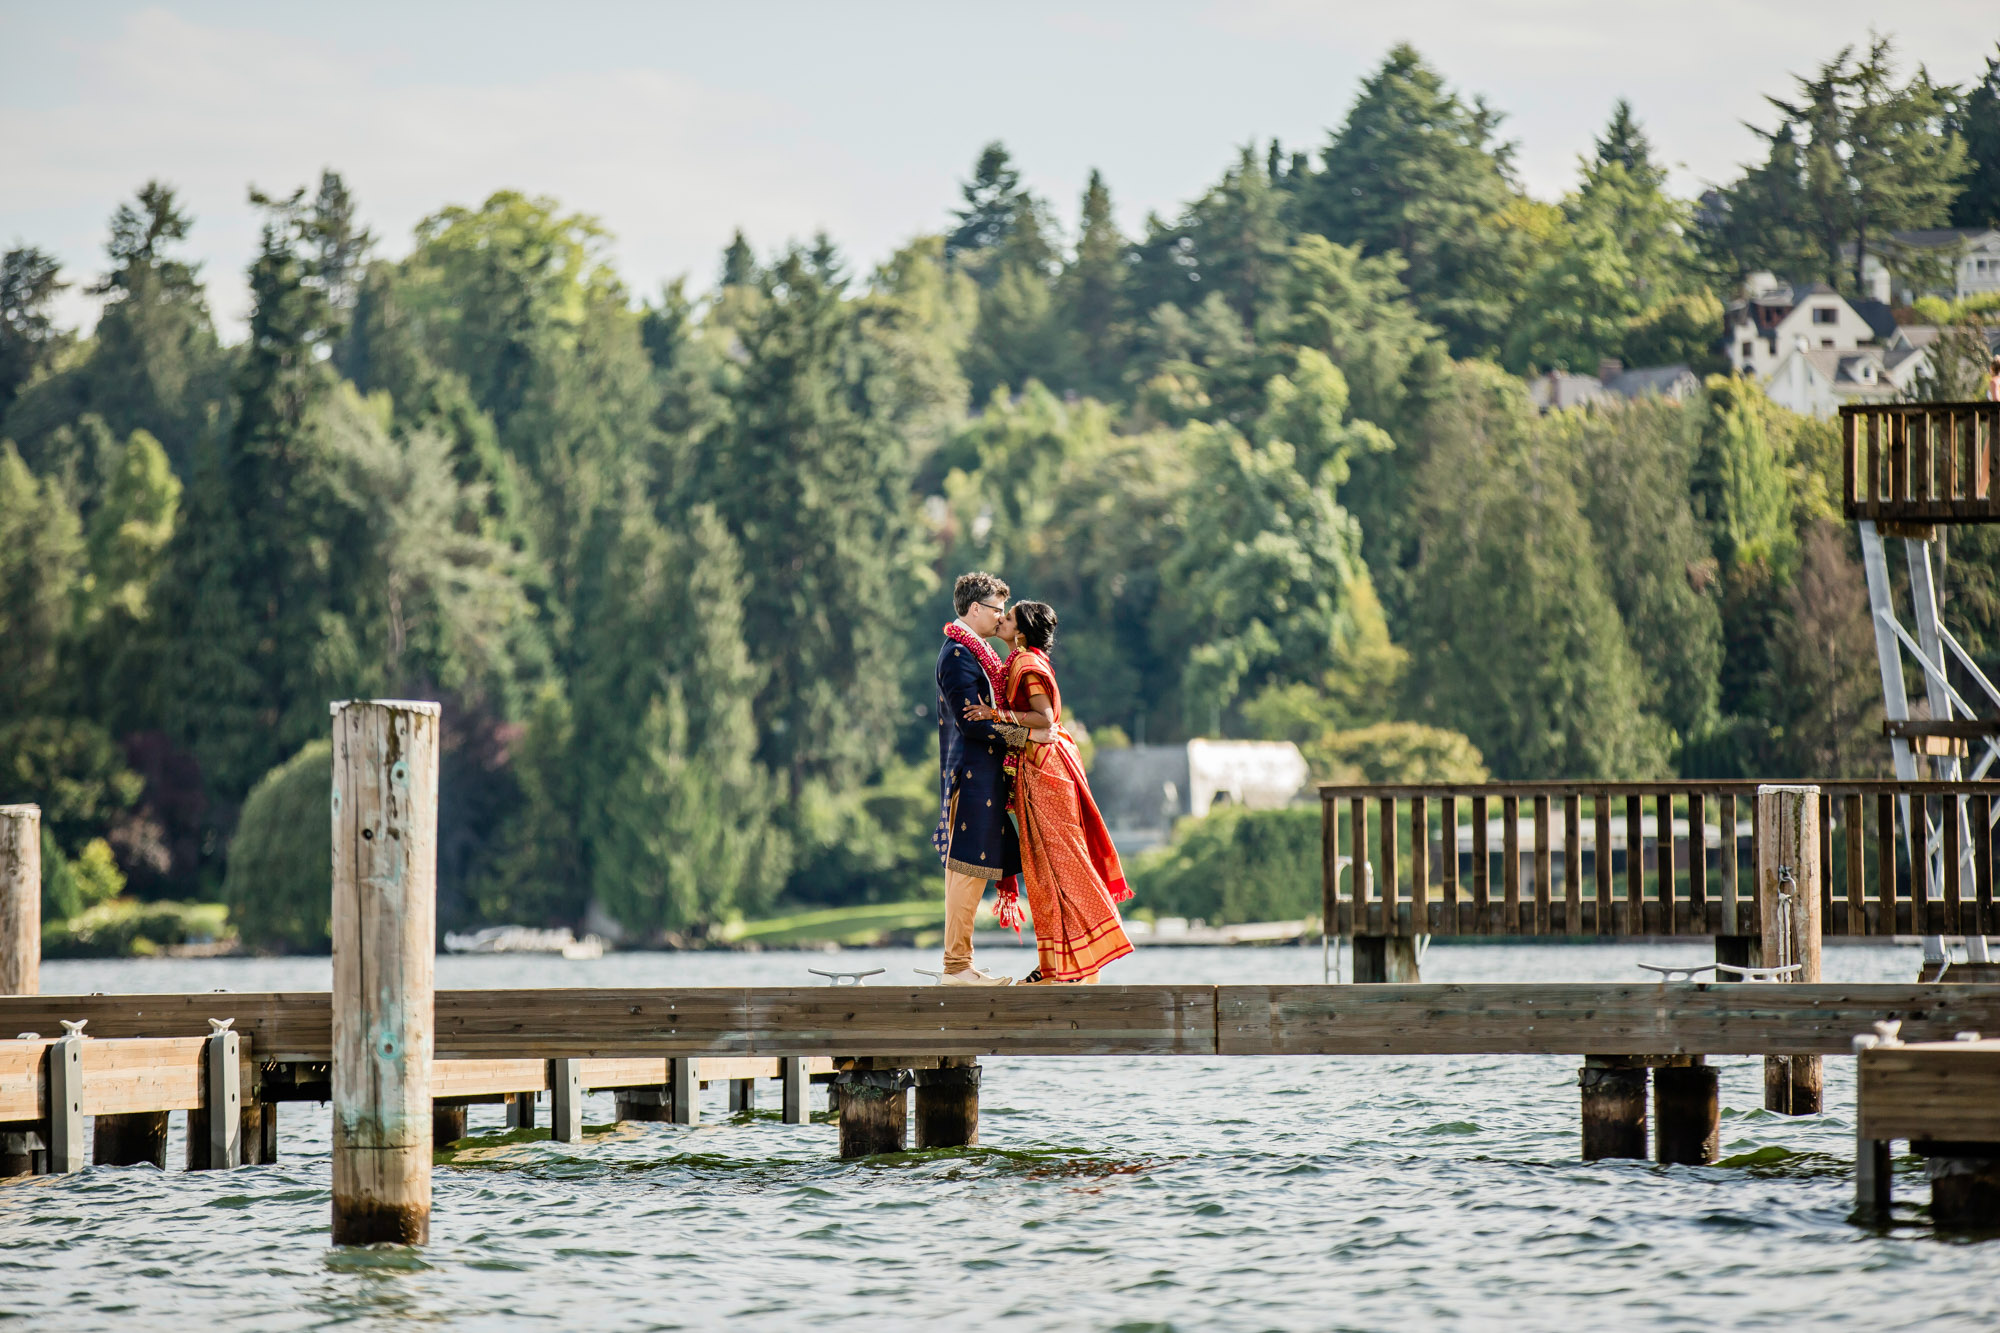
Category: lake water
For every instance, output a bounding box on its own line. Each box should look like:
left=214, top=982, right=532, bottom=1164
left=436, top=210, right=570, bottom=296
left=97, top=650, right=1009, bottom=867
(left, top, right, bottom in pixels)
left=3, top=942, right=1996, bottom=1331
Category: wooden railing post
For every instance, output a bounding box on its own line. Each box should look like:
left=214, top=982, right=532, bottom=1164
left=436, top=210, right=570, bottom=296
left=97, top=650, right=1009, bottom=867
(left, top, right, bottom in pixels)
left=331, top=699, right=440, bottom=1246
left=1757, top=784, right=1823, bottom=1115
left=0, top=805, right=39, bottom=998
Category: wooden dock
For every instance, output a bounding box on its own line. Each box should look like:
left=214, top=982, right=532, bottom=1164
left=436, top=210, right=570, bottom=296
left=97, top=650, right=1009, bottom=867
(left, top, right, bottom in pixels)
left=11, top=709, right=2000, bottom=1242
left=1857, top=1036, right=2000, bottom=1227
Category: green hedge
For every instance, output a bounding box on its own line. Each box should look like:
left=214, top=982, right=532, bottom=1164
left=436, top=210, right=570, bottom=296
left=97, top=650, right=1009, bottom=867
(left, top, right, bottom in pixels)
left=1129, top=805, right=1321, bottom=925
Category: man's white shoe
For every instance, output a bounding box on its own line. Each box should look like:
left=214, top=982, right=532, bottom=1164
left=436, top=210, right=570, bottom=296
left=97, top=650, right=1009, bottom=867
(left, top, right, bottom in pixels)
left=939, top=967, right=1013, bottom=986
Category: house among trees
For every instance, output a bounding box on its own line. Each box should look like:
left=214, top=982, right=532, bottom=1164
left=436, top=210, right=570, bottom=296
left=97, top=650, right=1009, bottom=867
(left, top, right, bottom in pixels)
left=1848, top=227, right=2000, bottom=305
left=1722, top=274, right=1929, bottom=417
left=1528, top=360, right=1701, bottom=413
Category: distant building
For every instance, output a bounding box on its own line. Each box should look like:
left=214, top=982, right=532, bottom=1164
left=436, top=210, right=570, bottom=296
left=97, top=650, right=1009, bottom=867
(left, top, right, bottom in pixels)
left=1844, top=227, right=2000, bottom=306
left=1526, top=358, right=1700, bottom=414
left=1721, top=274, right=1928, bottom=417
left=1090, top=739, right=1310, bottom=855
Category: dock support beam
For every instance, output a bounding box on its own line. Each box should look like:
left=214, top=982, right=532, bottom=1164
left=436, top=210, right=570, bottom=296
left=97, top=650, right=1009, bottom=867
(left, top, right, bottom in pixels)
left=1927, top=1150, right=2000, bottom=1228
left=1855, top=1133, right=1892, bottom=1221
left=1351, top=936, right=1420, bottom=983
left=47, top=1030, right=85, bottom=1173
left=1652, top=1058, right=1719, bottom=1165
left=1757, top=785, right=1823, bottom=1115
left=550, top=1059, right=583, bottom=1143
left=671, top=1058, right=699, bottom=1125
left=838, top=1059, right=909, bottom=1158
left=431, top=1103, right=467, bottom=1148
left=728, top=1077, right=755, bottom=1114
left=1579, top=1055, right=1647, bottom=1160
left=186, top=1023, right=242, bottom=1170
left=914, top=1058, right=979, bottom=1149
left=94, top=1112, right=169, bottom=1168
left=330, top=699, right=439, bottom=1246
left=780, top=1056, right=809, bottom=1125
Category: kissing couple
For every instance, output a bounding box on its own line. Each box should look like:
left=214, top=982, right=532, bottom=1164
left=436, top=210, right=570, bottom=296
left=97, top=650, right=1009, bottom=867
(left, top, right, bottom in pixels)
left=931, top=571, right=1134, bottom=985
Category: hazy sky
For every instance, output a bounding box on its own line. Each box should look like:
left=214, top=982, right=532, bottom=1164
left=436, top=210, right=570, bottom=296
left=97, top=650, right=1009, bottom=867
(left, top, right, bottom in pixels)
left=4, top=2, right=1997, bottom=336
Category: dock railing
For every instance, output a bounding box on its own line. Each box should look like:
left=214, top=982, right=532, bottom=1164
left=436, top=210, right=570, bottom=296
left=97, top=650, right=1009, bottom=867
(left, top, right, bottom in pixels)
left=1841, top=402, right=2000, bottom=525
left=1320, top=780, right=2000, bottom=939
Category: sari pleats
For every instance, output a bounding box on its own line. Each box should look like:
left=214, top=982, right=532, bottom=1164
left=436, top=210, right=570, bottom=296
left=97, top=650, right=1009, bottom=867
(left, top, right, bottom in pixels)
left=1006, top=650, right=1132, bottom=981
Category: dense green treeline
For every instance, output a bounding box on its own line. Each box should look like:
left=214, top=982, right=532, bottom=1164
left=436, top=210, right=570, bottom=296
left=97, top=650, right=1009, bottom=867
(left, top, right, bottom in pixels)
left=3, top=38, right=1999, bottom=948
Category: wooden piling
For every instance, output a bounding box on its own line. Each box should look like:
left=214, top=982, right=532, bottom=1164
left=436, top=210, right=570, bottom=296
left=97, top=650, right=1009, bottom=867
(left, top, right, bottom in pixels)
left=431, top=1103, right=467, bottom=1148
left=1928, top=1154, right=2000, bottom=1228
left=780, top=1056, right=809, bottom=1125
left=1351, top=936, right=1420, bottom=983
left=3, top=815, right=44, bottom=1176
left=728, top=1077, right=755, bottom=1113
left=837, top=1058, right=909, bottom=1158
left=0, top=805, right=38, bottom=998
left=913, top=1058, right=979, bottom=1149
left=330, top=699, right=439, bottom=1246
left=551, top=1059, right=583, bottom=1143
left=1855, top=1131, right=1892, bottom=1221
left=93, top=1111, right=169, bottom=1168
left=505, top=1091, right=537, bottom=1129
left=1652, top=1059, right=1720, bottom=1165
left=1756, top=785, right=1823, bottom=1115
left=613, top=1086, right=672, bottom=1123
left=1579, top=1055, right=1647, bottom=1160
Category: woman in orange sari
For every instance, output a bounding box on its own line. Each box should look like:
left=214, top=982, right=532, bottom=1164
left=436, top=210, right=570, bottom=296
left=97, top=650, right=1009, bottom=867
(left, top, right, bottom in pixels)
left=963, top=601, right=1133, bottom=983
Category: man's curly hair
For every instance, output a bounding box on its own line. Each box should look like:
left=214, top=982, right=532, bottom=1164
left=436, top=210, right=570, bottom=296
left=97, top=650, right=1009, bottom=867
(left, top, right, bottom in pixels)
left=953, top=571, right=1009, bottom=617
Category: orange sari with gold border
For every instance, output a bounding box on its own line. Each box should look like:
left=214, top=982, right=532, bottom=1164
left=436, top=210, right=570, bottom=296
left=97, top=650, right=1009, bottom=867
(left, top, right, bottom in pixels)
left=1004, top=648, right=1133, bottom=981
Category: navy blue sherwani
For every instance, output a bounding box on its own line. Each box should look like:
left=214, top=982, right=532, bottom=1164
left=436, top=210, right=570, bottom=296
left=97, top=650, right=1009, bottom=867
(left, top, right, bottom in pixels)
left=934, top=634, right=1023, bottom=882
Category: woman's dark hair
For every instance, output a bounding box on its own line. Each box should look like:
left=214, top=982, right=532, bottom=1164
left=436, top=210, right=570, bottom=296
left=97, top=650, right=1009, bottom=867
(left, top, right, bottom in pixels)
left=1013, top=600, right=1058, bottom=652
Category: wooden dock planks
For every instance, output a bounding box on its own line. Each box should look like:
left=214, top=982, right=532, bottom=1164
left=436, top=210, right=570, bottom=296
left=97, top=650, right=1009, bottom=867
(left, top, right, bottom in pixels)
left=1215, top=984, right=2000, bottom=1057
left=1858, top=1039, right=2000, bottom=1144
left=0, top=1035, right=251, bottom=1121
left=7, top=986, right=2000, bottom=1062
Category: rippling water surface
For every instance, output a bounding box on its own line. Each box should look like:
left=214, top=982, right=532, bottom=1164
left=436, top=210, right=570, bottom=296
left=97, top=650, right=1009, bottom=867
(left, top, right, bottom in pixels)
left=4, top=942, right=1996, bottom=1331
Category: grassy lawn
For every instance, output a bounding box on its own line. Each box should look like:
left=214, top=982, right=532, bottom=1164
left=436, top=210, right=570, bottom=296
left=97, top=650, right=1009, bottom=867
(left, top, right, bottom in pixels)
left=724, top=900, right=947, bottom=947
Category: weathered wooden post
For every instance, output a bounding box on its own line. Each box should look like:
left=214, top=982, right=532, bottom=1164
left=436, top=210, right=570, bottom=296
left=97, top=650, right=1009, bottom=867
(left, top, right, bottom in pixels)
left=780, top=1056, right=809, bottom=1125
left=1579, top=1055, right=1647, bottom=1160
left=0, top=805, right=39, bottom=998
left=1, top=805, right=43, bottom=1174
left=505, top=1091, right=536, bottom=1128
left=837, top=1058, right=909, bottom=1158
left=914, top=1058, right=979, bottom=1148
left=330, top=699, right=439, bottom=1246
left=1652, top=1057, right=1720, bottom=1165
left=727, top=1076, right=755, bottom=1113
left=1351, top=937, right=1420, bottom=983
left=1757, top=784, right=1823, bottom=1114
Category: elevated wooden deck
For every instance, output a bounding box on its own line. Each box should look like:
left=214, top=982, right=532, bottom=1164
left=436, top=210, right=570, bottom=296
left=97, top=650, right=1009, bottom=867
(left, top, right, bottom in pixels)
left=1842, top=401, right=2000, bottom=526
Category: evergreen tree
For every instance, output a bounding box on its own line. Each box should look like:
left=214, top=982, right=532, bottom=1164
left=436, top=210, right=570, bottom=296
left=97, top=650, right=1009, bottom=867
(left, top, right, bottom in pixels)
left=0, top=247, right=68, bottom=420
left=1306, top=44, right=1526, bottom=356
left=720, top=229, right=758, bottom=288
left=1553, top=399, right=1722, bottom=745
left=703, top=245, right=923, bottom=795
left=1401, top=363, right=1669, bottom=777
left=1058, top=169, right=1127, bottom=395
left=0, top=442, right=84, bottom=723
left=572, top=503, right=786, bottom=934
left=1767, top=521, right=1881, bottom=775
left=1951, top=45, right=2000, bottom=227
left=1161, top=351, right=1388, bottom=729
left=1183, top=146, right=1289, bottom=326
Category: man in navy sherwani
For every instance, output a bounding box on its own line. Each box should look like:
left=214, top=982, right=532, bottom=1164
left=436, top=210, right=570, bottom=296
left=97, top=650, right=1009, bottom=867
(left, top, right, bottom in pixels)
left=933, top=572, right=1028, bottom=984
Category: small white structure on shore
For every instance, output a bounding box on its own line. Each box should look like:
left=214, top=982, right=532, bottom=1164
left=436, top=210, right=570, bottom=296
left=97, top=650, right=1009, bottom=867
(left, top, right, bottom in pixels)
left=1091, top=739, right=1310, bottom=854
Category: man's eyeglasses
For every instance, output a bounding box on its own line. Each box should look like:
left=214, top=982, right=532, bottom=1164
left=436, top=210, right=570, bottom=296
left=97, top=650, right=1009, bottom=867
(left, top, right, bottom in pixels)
left=975, top=600, right=1006, bottom=613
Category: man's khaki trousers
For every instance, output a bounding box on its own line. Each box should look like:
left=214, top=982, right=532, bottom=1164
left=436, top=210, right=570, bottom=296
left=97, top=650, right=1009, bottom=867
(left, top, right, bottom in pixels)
left=943, top=869, right=988, bottom=971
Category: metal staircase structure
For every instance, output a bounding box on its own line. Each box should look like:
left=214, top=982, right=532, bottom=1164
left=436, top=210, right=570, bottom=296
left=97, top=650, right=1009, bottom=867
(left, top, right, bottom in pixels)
left=1843, top=402, right=2000, bottom=967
